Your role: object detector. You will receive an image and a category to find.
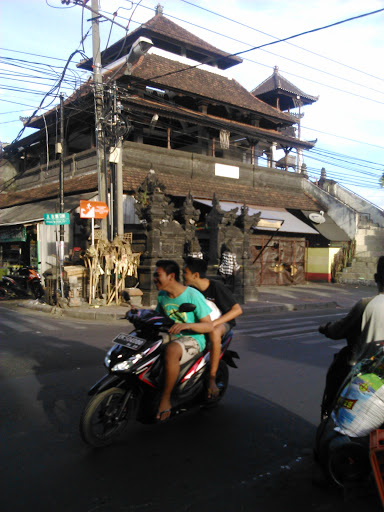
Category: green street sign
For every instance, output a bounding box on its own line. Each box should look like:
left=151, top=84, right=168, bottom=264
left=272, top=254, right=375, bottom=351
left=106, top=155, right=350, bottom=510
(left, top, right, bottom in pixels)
left=44, top=213, right=70, bottom=225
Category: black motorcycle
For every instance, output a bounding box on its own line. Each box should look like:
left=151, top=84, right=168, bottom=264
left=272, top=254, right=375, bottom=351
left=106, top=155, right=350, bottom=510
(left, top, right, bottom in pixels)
left=314, top=340, right=384, bottom=488
left=80, top=301, right=239, bottom=448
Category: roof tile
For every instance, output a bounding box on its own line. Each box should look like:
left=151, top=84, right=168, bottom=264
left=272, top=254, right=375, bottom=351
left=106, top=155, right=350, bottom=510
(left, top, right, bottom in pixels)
left=127, top=54, right=293, bottom=122
left=1, top=168, right=320, bottom=212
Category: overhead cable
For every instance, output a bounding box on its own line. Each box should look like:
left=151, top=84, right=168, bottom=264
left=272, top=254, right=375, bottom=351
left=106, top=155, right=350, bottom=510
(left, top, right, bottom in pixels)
left=178, top=0, right=384, bottom=82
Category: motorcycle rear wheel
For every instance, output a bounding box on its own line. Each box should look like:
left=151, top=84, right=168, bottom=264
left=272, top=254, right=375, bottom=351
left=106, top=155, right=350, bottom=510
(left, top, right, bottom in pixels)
left=31, top=280, right=44, bottom=299
left=80, top=387, right=135, bottom=447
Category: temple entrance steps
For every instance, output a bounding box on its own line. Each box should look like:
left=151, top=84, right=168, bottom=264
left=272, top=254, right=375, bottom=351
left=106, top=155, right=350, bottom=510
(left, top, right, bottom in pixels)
left=336, top=224, right=384, bottom=285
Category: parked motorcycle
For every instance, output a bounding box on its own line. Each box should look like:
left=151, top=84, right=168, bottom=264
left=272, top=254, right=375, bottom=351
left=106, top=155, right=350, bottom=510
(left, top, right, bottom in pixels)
left=1, top=266, right=44, bottom=299
left=80, top=299, right=239, bottom=448
left=0, top=275, right=28, bottom=298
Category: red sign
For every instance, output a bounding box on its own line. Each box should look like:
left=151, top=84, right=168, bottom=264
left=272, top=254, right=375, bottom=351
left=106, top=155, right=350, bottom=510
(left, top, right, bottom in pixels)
left=80, top=200, right=109, bottom=219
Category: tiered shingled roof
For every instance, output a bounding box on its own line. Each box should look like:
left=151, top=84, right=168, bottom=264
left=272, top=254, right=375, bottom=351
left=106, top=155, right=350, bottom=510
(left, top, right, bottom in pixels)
left=123, top=168, right=321, bottom=210
left=252, top=66, right=318, bottom=111
left=121, top=95, right=314, bottom=149
left=0, top=174, right=98, bottom=209
left=78, top=12, right=242, bottom=71
left=23, top=53, right=300, bottom=138
left=0, top=169, right=321, bottom=212
left=121, top=53, right=295, bottom=124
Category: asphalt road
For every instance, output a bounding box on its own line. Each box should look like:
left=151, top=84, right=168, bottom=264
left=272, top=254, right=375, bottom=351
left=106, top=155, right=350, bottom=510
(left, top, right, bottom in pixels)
left=0, top=304, right=382, bottom=512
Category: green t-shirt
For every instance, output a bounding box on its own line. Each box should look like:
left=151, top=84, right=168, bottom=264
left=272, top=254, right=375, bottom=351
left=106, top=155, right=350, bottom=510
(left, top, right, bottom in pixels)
left=156, top=286, right=212, bottom=351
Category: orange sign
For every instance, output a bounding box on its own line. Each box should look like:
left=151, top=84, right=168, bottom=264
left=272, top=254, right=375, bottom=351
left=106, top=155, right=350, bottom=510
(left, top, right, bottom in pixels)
left=80, top=200, right=109, bottom=219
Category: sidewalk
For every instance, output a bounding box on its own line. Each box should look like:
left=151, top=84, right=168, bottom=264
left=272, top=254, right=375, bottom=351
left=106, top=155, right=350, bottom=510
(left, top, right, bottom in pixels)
left=10, top=282, right=377, bottom=321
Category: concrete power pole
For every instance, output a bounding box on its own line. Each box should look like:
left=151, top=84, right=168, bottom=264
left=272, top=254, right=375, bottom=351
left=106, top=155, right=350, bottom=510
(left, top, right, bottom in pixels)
left=111, top=37, right=153, bottom=236
left=296, top=95, right=303, bottom=173
left=59, top=93, right=65, bottom=295
left=91, top=0, right=108, bottom=240
left=59, top=93, right=65, bottom=243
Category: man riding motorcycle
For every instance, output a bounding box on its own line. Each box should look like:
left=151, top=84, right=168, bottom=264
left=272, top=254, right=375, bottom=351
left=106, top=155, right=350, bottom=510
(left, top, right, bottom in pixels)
left=154, top=259, right=212, bottom=421
left=314, top=256, right=384, bottom=489
left=183, top=257, right=242, bottom=399
left=319, top=255, right=384, bottom=419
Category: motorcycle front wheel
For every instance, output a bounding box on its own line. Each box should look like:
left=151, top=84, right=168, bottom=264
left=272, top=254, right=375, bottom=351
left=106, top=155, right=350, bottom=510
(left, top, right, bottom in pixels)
left=80, top=387, right=136, bottom=448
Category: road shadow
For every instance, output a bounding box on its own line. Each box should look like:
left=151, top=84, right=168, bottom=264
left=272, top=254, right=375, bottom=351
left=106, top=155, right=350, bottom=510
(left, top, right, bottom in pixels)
left=3, top=381, right=379, bottom=512
left=0, top=321, right=381, bottom=512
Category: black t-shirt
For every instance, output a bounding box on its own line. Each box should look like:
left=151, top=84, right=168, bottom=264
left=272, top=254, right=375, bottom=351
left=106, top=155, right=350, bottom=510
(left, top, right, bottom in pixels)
left=199, top=279, right=238, bottom=328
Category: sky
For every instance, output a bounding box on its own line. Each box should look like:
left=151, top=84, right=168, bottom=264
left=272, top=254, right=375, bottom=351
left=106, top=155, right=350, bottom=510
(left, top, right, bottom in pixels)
left=1, top=0, right=383, bottom=208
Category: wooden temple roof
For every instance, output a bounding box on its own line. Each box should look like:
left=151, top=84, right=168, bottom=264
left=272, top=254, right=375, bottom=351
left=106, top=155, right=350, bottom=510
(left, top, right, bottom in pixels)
left=121, top=94, right=314, bottom=149
left=17, top=53, right=297, bottom=138
left=78, top=12, right=243, bottom=72
left=119, top=53, right=297, bottom=123
left=0, top=168, right=321, bottom=212
left=252, top=66, right=319, bottom=111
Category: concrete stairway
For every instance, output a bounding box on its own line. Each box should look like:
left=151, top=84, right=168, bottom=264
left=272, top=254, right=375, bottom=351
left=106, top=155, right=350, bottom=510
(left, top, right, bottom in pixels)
left=336, top=225, right=384, bottom=285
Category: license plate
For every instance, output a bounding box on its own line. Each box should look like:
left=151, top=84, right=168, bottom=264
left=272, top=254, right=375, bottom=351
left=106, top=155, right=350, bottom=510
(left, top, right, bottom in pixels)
left=112, top=333, right=146, bottom=350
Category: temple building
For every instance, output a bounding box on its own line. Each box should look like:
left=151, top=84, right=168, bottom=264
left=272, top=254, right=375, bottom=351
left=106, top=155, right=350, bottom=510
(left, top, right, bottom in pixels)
left=1, top=6, right=383, bottom=304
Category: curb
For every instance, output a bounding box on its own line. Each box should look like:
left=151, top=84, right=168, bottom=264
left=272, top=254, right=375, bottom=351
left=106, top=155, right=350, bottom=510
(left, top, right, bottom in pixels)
left=24, top=303, right=126, bottom=321
left=15, top=299, right=339, bottom=321
left=241, top=301, right=339, bottom=315
left=61, top=310, right=126, bottom=321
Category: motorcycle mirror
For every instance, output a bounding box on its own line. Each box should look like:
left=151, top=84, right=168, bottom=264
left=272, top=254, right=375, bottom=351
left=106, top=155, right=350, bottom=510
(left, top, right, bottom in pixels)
left=179, top=303, right=196, bottom=313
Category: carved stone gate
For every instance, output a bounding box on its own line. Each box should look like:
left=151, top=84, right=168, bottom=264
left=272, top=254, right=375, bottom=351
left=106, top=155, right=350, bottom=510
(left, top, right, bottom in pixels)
left=134, top=171, right=261, bottom=305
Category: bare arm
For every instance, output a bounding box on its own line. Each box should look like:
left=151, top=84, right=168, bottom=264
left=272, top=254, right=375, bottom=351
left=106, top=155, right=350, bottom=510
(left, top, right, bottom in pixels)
left=213, top=303, right=242, bottom=328
left=169, top=314, right=213, bottom=335
left=319, top=298, right=370, bottom=340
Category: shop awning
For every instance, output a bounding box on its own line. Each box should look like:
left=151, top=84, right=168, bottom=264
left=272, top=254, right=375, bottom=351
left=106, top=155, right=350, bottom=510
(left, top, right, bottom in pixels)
left=0, top=193, right=96, bottom=226
left=195, top=200, right=319, bottom=234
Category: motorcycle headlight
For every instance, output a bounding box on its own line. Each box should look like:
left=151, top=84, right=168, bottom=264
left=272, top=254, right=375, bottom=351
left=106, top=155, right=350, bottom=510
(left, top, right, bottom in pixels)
left=104, top=347, right=114, bottom=368
left=111, top=360, right=135, bottom=372
left=110, top=353, right=143, bottom=372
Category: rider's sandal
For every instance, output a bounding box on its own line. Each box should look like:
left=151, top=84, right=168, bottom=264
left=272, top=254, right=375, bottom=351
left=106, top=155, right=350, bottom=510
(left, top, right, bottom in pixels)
left=156, top=409, right=171, bottom=422
left=207, top=387, right=220, bottom=399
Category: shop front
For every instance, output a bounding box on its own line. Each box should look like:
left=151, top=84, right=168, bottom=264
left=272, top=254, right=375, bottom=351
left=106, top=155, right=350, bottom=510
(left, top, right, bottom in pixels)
left=0, top=224, right=38, bottom=277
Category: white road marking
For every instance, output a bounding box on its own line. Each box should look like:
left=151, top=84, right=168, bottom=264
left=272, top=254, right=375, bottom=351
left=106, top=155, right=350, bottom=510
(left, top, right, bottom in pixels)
left=19, top=316, right=57, bottom=331
left=249, top=324, right=318, bottom=338
left=238, top=312, right=345, bottom=328
left=237, top=320, right=317, bottom=335
left=273, top=332, right=321, bottom=340
left=0, top=319, right=29, bottom=332
left=56, top=321, right=86, bottom=330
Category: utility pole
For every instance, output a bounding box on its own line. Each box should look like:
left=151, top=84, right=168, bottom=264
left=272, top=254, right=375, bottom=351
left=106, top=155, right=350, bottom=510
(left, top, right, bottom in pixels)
left=59, top=93, right=65, bottom=295
left=59, top=93, right=65, bottom=242
left=111, top=83, right=124, bottom=237
left=296, top=95, right=303, bottom=173
left=109, top=37, right=153, bottom=236
left=92, top=0, right=108, bottom=239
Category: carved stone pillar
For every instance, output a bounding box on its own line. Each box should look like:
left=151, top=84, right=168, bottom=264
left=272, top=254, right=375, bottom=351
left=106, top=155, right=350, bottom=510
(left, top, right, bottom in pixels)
left=180, top=192, right=201, bottom=258
left=205, top=193, right=224, bottom=265
left=239, top=205, right=261, bottom=302
left=135, top=172, right=201, bottom=305
left=135, top=171, right=174, bottom=305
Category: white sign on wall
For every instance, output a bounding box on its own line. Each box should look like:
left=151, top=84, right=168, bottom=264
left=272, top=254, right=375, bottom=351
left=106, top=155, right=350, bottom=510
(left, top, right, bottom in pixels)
left=214, top=163, right=239, bottom=179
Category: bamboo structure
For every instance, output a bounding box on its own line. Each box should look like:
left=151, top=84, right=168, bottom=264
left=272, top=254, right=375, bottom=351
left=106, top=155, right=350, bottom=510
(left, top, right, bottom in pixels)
left=81, top=233, right=140, bottom=305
